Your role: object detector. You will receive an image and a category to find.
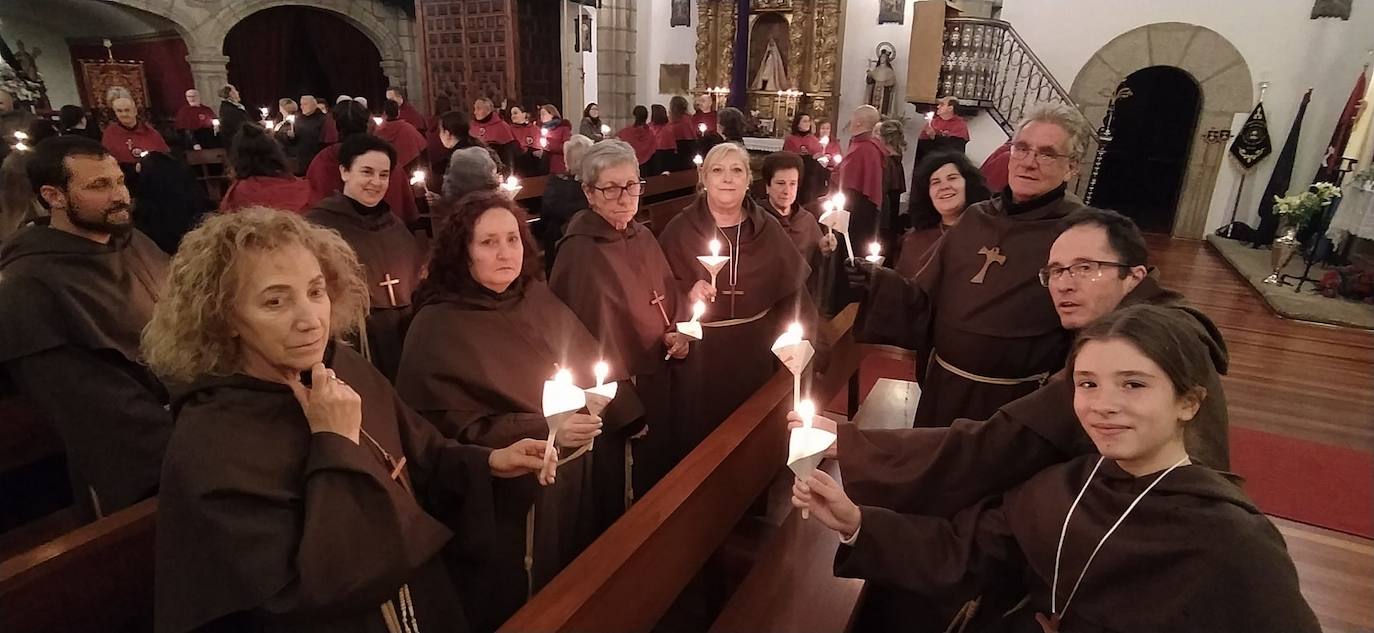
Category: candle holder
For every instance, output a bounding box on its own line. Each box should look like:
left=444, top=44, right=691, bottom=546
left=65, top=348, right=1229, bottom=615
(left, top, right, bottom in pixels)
left=542, top=369, right=587, bottom=467
left=697, top=239, right=730, bottom=302
left=864, top=242, right=885, bottom=266
left=583, top=361, right=617, bottom=452
left=786, top=400, right=835, bottom=520
left=771, top=322, right=815, bottom=412
left=818, top=197, right=856, bottom=262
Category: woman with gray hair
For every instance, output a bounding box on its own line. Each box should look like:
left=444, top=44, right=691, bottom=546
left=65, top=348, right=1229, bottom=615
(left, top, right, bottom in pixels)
left=438, top=146, right=500, bottom=206
left=537, top=134, right=594, bottom=269
left=550, top=139, right=689, bottom=509
left=874, top=118, right=909, bottom=251
left=658, top=142, right=818, bottom=458
left=145, top=207, right=550, bottom=633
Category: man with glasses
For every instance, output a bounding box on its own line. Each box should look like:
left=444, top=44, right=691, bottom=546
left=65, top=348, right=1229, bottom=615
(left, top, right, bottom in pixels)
left=551, top=140, right=690, bottom=508
left=826, top=207, right=1231, bottom=633
left=856, top=102, right=1094, bottom=429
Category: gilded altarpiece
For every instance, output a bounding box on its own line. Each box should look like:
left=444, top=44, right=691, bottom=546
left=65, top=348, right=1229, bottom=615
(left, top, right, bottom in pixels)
left=695, top=0, right=843, bottom=137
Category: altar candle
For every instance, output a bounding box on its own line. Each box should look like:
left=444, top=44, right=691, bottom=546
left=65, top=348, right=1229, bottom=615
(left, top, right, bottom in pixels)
left=594, top=361, right=609, bottom=388
left=709, top=239, right=721, bottom=258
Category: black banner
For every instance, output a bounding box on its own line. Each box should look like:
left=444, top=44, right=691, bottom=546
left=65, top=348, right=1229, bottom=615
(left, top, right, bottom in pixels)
left=1229, top=102, right=1273, bottom=170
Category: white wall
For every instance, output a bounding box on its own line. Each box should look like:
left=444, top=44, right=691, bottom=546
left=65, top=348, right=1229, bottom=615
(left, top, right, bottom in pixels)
left=964, top=110, right=1009, bottom=164
left=999, top=0, right=1374, bottom=229
left=837, top=0, right=923, bottom=197
left=561, top=2, right=598, bottom=118
left=0, top=13, right=81, bottom=109
left=634, top=0, right=697, bottom=107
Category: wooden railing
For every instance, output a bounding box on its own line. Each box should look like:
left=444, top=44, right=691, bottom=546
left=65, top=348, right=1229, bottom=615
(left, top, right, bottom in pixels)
left=939, top=17, right=1103, bottom=200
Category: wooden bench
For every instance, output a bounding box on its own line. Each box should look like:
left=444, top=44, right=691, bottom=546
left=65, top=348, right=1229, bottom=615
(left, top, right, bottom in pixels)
left=184, top=148, right=229, bottom=203
left=498, top=306, right=866, bottom=633
left=708, top=376, right=921, bottom=633
left=0, top=498, right=157, bottom=633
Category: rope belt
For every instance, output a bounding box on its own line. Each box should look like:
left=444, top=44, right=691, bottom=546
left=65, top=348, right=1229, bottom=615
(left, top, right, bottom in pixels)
left=933, top=352, right=1051, bottom=387
left=701, top=308, right=770, bottom=329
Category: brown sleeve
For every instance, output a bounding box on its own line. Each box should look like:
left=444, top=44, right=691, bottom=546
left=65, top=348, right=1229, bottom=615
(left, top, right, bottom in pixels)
left=854, top=262, right=933, bottom=351
left=833, top=498, right=1021, bottom=599
left=838, top=400, right=1074, bottom=517
left=418, top=409, right=549, bottom=449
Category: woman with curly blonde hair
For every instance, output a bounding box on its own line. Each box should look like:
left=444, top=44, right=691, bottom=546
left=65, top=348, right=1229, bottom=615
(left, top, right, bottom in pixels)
left=145, top=207, right=551, bottom=633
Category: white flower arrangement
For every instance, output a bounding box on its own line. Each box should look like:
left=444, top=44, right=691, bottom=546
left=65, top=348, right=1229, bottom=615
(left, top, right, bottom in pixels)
left=1272, top=181, right=1341, bottom=228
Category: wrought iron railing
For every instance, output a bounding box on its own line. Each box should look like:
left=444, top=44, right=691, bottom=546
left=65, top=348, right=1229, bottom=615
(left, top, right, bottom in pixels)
left=938, top=17, right=1102, bottom=200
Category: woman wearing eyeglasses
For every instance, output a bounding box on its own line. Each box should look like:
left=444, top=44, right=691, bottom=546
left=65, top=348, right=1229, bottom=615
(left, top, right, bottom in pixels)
left=550, top=140, right=686, bottom=510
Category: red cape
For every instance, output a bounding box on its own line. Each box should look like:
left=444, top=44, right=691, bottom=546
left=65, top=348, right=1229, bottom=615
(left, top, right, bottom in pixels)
left=692, top=110, right=717, bottom=137
left=471, top=114, right=516, bottom=146
left=783, top=133, right=821, bottom=157
left=980, top=142, right=1012, bottom=193
left=220, top=175, right=314, bottom=214
left=322, top=114, right=339, bottom=144
left=305, top=143, right=419, bottom=223
left=376, top=119, right=427, bottom=168
left=542, top=120, right=573, bottom=174
left=511, top=122, right=539, bottom=152
left=174, top=105, right=216, bottom=131
left=101, top=122, right=170, bottom=164
left=836, top=133, right=889, bottom=206
left=921, top=114, right=970, bottom=141
left=617, top=125, right=656, bottom=165
left=397, top=102, right=427, bottom=134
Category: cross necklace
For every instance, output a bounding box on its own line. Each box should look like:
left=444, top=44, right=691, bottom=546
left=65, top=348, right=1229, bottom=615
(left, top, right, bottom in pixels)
left=715, top=223, right=744, bottom=315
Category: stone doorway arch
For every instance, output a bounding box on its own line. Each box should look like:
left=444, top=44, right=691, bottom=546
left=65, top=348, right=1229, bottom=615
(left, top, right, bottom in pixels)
left=100, top=0, right=420, bottom=111
left=1070, top=22, right=1252, bottom=238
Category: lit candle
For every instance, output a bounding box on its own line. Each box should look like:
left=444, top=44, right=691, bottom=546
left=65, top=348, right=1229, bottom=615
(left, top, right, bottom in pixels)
left=259, top=107, right=270, bottom=119
left=693, top=154, right=704, bottom=167
left=697, top=122, right=707, bottom=135
left=819, top=135, right=830, bottom=149
left=600, top=123, right=610, bottom=136
left=410, top=170, right=427, bottom=187
left=286, top=114, right=296, bottom=124
left=771, top=321, right=814, bottom=412
left=832, top=192, right=847, bottom=210
left=541, top=128, right=550, bottom=137
left=539, top=137, right=549, bottom=149
left=501, top=175, right=522, bottom=195
left=925, top=111, right=935, bottom=121
left=698, top=240, right=730, bottom=303
left=212, top=118, right=220, bottom=133
left=372, top=116, right=384, bottom=127
left=865, top=242, right=884, bottom=266
left=13, top=141, right=29, bottom=152
left=13, top=131, right=28, bottom=141
left=797, top=398, right=816, bottom=429
left=554, top=368, right=574, bottom=385
left=691, top=300, right=706, bottom=323
left=594, top=361, right=609, bottom=388
left=832, top=154, right=843, bottom=166
left=670, top=300, right=709, bottom=354
left=709, top=239, right=721, bottom=258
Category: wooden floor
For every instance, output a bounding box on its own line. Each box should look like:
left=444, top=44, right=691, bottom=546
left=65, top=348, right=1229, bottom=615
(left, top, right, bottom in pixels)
left=1150, top=236, right=1374, bottom=632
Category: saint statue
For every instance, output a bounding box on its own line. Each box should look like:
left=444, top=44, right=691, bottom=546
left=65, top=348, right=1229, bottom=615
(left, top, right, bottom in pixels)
left=751, top=38, right=789, bottom=92
left=866, top=46, right=898, bottom=115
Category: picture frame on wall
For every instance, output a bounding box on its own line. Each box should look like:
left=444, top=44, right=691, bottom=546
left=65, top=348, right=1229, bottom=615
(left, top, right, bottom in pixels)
left=573, top=17, right=583, bottom=52
left=671, top=0, right=692, bottom=27
left=878, top=0, right=904, bottom=24
left=580, top=14, right=594, bottom=52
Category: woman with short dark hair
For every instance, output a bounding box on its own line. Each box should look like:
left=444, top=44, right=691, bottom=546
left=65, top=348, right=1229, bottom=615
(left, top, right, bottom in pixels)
left=579, top=102, right=606, bottom=142
left=397, top=190, right=640, bottom=632
left=305, top=101, right=419, bottom=224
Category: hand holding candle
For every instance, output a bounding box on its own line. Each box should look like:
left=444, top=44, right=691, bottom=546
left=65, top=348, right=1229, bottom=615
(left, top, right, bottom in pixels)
left=583, top=361, right=618, bottom=451
left=542, top=369, right=588, bottom=467
left=771, top=322, right=816, bottom=412
left=786, top=398, right=835, bottom=520
left=600, top=123, right=611, bottom=136
left=818, top=196, right=856, bottom=262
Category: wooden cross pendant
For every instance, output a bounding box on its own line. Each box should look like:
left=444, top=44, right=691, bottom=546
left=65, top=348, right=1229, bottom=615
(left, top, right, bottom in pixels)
left=970, top=246, right=1007, bottom=284
left=379, top=273, right=401, bottom=307
left=650, top=289, right=672, bottom=327
left=719, top=286, right=744, bottom=314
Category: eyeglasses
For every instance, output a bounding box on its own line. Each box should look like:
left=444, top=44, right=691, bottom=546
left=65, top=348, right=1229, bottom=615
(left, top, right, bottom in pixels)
left=1038, top=260, right=1130, bottom=286
left=1010, top=142, right=1071, bottom=166
left=591, top=180, right=647, bottom=200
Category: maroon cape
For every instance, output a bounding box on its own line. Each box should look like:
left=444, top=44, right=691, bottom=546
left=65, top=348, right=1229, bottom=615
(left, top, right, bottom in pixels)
left=174, top=104, right=216, bottom=131
left=692, top=110, right=717, bottom=136
left=376, top=119, right=428, bottom=168
left=617, top=124, right=656, bottom=165
left=101, top=122, right=170, bottom=164
left=920, top=114, right=970, bottom=140
left=783, top=133, right=822, bottom=157
left=155, top=344, right=493, bottom=633
left=511, top=122, right=539, bottom=152
left=220, top=175, right=314, bottom=214
left=836, top=132, right=888, bottom=207
left=980, top=142, right=1012, bottom=192
left=396, top=278, right=641, bottom=631
left=541, top=119, right=574, bottom=174
left=397, top=102, right=428, bottom=134
left=471, top=113, right=516, bottom=146
left=658, top=194, right=817, bottom=445
left=306, top=141, right=419, bottom=224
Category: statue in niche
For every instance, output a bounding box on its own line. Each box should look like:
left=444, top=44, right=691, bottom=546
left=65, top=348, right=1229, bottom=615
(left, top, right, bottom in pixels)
left=751, top=38, right=789, bottom=91
left=866, top=43, right=897, bottom=115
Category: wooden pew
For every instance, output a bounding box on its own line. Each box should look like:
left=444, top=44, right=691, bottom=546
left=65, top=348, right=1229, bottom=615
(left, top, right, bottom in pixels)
left=0, top=498, right=157, bottom=633
left=184, top=148, right=229, bottom=203
left=498, top=306, right=864, bottom=633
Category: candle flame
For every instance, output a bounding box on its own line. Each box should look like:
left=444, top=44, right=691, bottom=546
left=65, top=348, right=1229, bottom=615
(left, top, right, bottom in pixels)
left=797, top=399, right=816, bottom=428
left=212, top=118, right=220, bottom=127
left=709, top=239, right=721, bottom=257
left=13, top=131, right=28, bottom=141
left=832, top=154, right=843, bottom=165
left=693, top=154, right=704, bottom=166
left=286, top=114, right=296, bottom=123
left=832, top=192, right=847, bottom=209
left=410, top=170, right=426, bottom=185
left=692, top=301, right=706, bottom=322
left=541, top=127, right=549, bottom=137
left=868, top=242, right=881, bottom=258
left=788, top=321, right=803, bottom=338
left=600, top=124, right=611, bottom=135
left=554, top=368, right=574, bottom=385
left=372, top=116, right=383, bottom=127
left=594, top=361, right=609, bottom=387
left=819, top=135, right=830, bottom=146
left=14, top=141, right=29, bottom=152
left=698, top=123, right=707, bottom=134
left=505, top=175, right=520, bottom=188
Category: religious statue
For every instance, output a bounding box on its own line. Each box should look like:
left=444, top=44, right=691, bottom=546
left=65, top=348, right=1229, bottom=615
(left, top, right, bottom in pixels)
left=14, top=40, right=41, bottom=82
left=866, top=43, right=898, bottom=116
left=751, top=38, right=789, bottom=91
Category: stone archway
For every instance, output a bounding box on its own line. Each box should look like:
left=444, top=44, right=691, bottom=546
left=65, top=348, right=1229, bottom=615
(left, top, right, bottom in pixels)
left=1070, top=23, right=1252, bottom=238
left=100, top=0, right=421, bottom=111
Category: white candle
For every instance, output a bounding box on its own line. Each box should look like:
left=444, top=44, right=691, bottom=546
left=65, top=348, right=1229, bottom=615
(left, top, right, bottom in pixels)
left=212, top=118, right=220, bottom=132
left=600, top=123, right=610, bottom=136
left=797, top=399, right=816, bottom=429
left=693, top=154, right=704, bottom=167
left=709, top=239, right=721, bottom=258
left=594, top=361, right=609, bottom=388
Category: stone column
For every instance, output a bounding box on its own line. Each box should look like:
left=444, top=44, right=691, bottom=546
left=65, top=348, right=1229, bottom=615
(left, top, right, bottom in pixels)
left=597, top=0, right=637, bottom=130
left=379, top=58, right=408, bottom=91
left=185, top=50, right=230, bottom=102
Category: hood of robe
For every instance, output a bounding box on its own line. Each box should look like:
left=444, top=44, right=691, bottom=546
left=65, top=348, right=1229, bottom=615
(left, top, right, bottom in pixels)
left=561, top=206, right=648, bottom=243
left=309, top=191, right=397, bottom=231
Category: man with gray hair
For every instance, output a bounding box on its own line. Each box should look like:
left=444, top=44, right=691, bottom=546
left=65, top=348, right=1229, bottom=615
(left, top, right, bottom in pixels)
left=538, top=134, right=595, bottom=266
left=856, top=102, right=1092, bottom=428
left=292, top=95, right=327, bottom=174
left=551, top=139, right=688, bottom=514
left=440, top=145, right=500, bottom=205
left=100, top=95, right=169, bottom=167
